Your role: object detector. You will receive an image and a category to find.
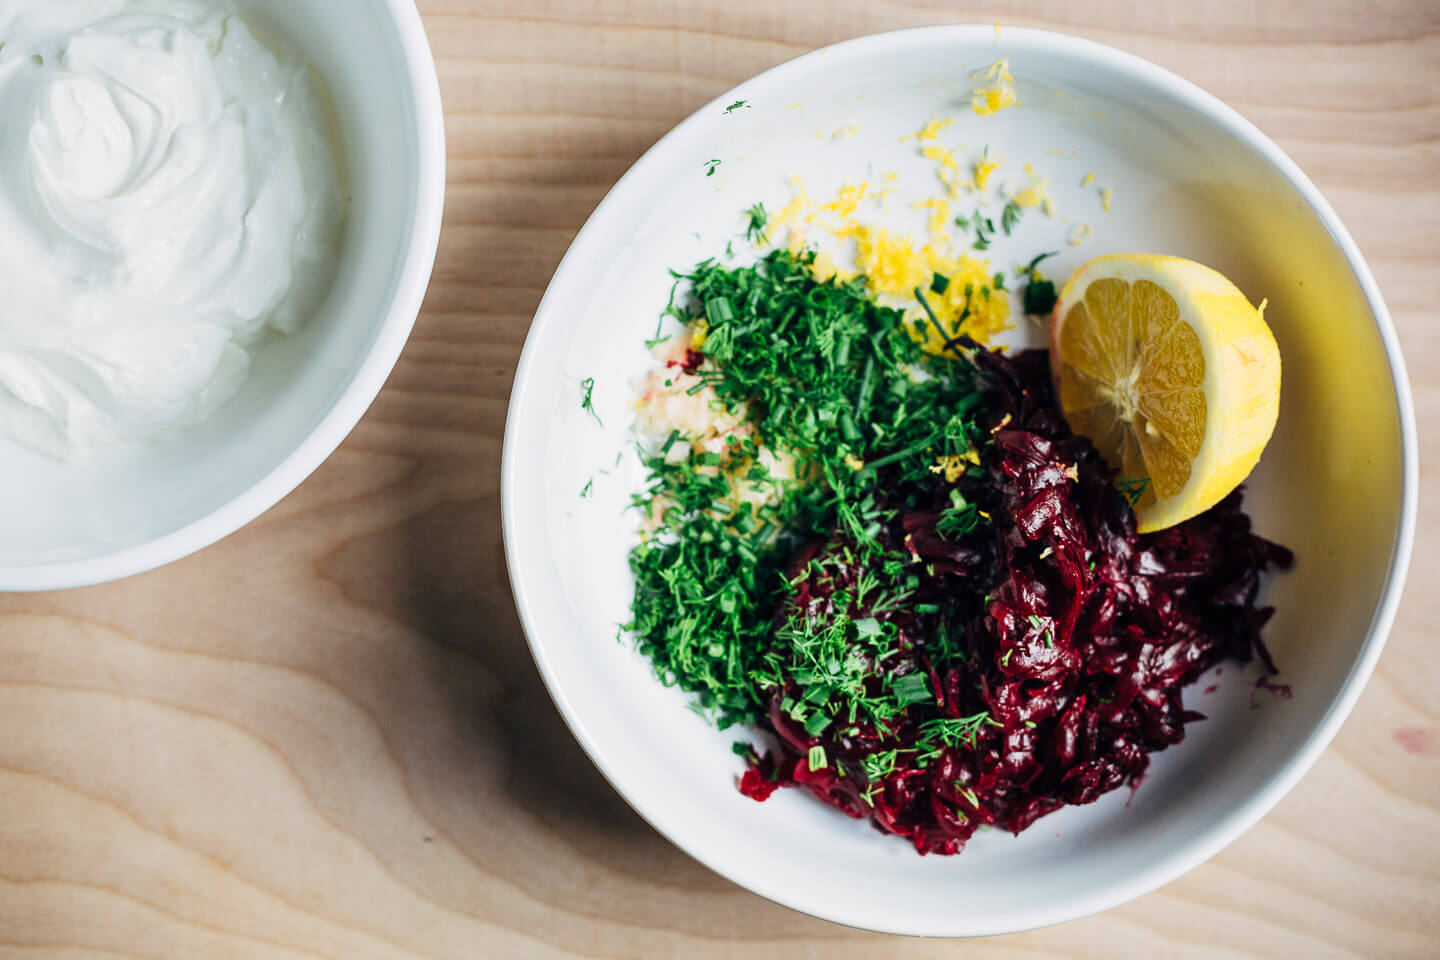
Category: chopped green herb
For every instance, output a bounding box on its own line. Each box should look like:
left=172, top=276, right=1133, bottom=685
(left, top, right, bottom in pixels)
left=705, top=296, right=735, bottom=324
left=892, top=672, right=933, bottom=706
left=1116, top=476, right=1151, bottom=506
left=723, top=100, right=750, bottom=114
left=744, top=202, right=768, bottom=243
left=804, top=712, right=833, bottom=736
left=579, top=377, right=602, bottom=426
left=1022, top=251, right=1058, bottom=274
left=1019, top=251, right=1059, bottom=316
left=808, top=745, right=828, bottom=770
left=917, top=712, right=993, bottom=751
left=937, top=496, right=985, bottom=540
left=626, top=248, right=988, bottom=729
left=704, top=158, right=721, bottom=176
left=1000, top=199, right=1022, bottom=235
left=853, top=617, right=883, bottom=639
left=1024, top=276, right=1057, bottom=316
left=580, top=478, right=593, bottom=498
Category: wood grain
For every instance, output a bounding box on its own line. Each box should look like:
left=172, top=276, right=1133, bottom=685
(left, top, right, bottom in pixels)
left=2, top=1, right=1437, bottom=956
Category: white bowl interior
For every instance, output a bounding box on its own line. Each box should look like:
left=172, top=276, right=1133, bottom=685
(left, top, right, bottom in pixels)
left=504, top=27, right=1412, bottom=936
left=0, top=0, right=428, bottom=571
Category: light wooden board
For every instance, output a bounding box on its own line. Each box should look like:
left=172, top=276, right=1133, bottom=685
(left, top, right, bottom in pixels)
left=2, top=1, right=1437, bottom=956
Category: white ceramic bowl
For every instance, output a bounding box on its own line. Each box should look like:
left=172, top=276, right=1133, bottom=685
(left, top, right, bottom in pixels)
left=0, top=0, right=445, bottom=590
left=503, top=25, right=1416, bottom=936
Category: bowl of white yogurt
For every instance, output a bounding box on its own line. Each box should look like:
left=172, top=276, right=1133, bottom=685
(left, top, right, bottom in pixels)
left=0, top=0, right=445, bottom=588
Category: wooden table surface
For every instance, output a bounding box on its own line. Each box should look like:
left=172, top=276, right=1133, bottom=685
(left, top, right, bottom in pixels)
left=3, top=1, right=1437, bottom=957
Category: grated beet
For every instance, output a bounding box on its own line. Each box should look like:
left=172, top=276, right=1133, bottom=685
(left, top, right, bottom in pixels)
left=743, top=347, right=1292, bottom=854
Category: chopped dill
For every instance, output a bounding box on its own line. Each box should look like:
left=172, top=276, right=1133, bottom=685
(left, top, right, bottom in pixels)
left=744, top=202, right=767, bottom=243
left=579, top=376, right=602, bottom=426
left=1116, top=475, right=1152, bottom=506
left=1000, top=199, right=1022, bottom=235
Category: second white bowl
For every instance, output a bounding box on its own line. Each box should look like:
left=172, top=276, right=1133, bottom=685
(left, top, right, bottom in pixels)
left=0, top=0, right=446, bottom=590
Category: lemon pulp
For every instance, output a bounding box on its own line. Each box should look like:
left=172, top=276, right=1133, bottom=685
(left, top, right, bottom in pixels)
left=1050, top=255, right=1280, bottom=533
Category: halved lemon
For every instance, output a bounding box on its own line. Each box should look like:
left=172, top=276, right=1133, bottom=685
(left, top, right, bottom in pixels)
left=1049, top=254, right=1280, bottom=533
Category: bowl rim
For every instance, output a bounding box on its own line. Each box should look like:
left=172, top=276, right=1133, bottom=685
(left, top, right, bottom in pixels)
left=0, top=0, right=448, bottom=592
left=502, top=23, right=1419, bottom=937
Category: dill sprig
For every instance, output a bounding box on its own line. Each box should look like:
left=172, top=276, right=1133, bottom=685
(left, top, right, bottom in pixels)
left=579, top=376, right=602, bottom=425
left=743, top=202, right=767, bottom=244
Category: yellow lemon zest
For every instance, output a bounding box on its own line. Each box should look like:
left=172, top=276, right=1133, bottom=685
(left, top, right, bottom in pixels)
left=1013, top=179, right=1047, bottom=208
left=761, top=179, right=1011, bottom=348
left=922, top=144, right=961, bottom=174
left=912, top=197, right=952, bottom=246
left=929, top=455, right=967, bottom=482
left=970, top=58, right=1019, bottom=116
left=1009, top=164, right=1055, bottom=215
left=818, top=181, right=869, bottom=220
left=848, top=224, right=930, bottom=293
left=973, top=152, right=1003, bottom=190
left=763, top=176, right=813, bottom=244
left=810, top=251, right=842, bottom=283
left=903, top=115, right=953, bottom=142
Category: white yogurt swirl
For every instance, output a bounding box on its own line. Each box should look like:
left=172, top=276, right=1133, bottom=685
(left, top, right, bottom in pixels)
left=0, top=0, right=343, bottom=457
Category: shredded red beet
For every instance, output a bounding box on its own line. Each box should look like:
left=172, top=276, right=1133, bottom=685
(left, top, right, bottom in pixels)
left=744, top=347, right=1292, bottom=854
